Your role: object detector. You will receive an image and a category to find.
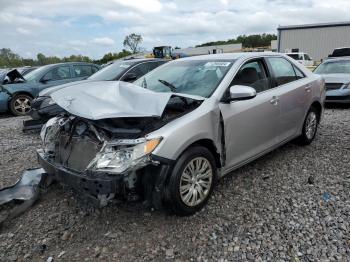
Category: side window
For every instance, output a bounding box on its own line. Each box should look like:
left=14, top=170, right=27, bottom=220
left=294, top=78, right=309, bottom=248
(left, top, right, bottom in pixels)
left=148, top=62, right=161, bottom=72
left=304, top=54, right=311, bottom=61
left=73, top=65, right=92, bottom=77
left=267, top=57, right=297, bottom=86
left=125, top=63, right=149, bottom=80
left=44, top=66, right=71, bottom=81
left=294, top=66, right=305, bottom=80
left=230, top=60, right=272, bottom=93
left=91, top=66, right=99, bottom=74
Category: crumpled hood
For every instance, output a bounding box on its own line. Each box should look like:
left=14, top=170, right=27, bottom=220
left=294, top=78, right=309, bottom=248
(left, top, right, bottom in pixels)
left=320, top=73, right=350, bottom=84
left=51, top=81, right=203, bottom=120
left=39, top=80, right=91, bottom=97
left=0, top=69, right=25, bottom=85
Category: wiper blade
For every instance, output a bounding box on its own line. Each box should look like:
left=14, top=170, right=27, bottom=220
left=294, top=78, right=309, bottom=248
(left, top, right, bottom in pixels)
left=158, top=79, right=177, bottom=92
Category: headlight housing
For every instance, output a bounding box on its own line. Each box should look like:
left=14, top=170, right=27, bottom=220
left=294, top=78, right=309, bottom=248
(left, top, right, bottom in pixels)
left=88, top=138, right=162, bottom=174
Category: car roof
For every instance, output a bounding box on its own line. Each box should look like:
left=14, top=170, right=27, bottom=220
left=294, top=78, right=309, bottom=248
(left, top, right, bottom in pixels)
left=179, top=52, right=286, bottom=61
left=43, top=62, right=99, bottom=68
left=324, top=57, right=350, bottom=62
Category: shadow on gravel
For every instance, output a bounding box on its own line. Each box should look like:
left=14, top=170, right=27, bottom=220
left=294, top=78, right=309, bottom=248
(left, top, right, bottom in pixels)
left=325, top=103, right=350, bottom=109
left=0, top=113, right=12, bottom=119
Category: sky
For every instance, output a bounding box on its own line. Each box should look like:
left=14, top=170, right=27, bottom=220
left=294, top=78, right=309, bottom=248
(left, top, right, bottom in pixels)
left=1, top=0, right=350, bottom=59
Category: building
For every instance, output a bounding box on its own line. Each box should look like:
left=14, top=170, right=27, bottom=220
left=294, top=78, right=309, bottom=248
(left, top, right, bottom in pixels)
left=278, top=21, right=350, bottom=61
left=176, top=43, right=242, bottom=56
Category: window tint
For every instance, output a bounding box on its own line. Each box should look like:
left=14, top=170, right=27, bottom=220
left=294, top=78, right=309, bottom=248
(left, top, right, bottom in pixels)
left=91, top=66, right=99, bottom=74
left=73, top=65, right=92, bottom=77
left=304, top=54, right=311, bottom=61
left=287, top=54, right=301, bottom=60
left=231, top=60, right=271, bottom=93
left=148, top=62, right=161, bottom=72
left=124, top=63, right=149, bottom=80
left=294, top=66, right=305, bottom=79
left=44, top=66, right=71, bottom=81
left=267, top=57, right=297, bottom=86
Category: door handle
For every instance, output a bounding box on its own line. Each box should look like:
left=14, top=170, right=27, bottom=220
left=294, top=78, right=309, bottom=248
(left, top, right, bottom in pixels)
left=270, top=96, right=279, bottom=105
left=305, top=85, right=311, bottom=93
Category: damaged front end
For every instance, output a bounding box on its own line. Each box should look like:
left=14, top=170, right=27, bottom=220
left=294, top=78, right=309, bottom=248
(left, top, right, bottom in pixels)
left=38, top=95, right=202, bottom=207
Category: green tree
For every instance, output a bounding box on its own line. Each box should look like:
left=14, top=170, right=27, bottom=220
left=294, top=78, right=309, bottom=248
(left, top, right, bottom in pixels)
left=123, top=33, right=143, bottom=54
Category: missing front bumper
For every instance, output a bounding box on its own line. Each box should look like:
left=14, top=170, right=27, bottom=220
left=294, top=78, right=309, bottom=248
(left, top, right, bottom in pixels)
left=37, top=149, right=124, bottom=205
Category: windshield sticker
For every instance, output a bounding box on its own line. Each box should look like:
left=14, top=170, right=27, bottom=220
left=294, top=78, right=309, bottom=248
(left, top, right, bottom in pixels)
left=119, top=64, right=130, bottom=68
left=204, top=62, right=231, bottom=67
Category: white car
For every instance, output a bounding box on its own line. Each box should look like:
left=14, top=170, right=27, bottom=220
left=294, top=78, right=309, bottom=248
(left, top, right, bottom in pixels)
left=286, top=52, right=314, bottom=67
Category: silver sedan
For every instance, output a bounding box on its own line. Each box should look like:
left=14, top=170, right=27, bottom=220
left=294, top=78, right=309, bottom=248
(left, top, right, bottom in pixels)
left=38, top=53, right=325, bottom=215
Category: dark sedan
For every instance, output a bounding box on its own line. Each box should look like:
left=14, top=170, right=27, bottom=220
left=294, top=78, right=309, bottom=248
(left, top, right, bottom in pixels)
left=24, top=58, right=167, bottom=130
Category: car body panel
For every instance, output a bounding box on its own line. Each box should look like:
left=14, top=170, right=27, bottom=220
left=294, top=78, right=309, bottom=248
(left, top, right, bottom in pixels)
left=0, top=92, right=10, bottom=112
left=0, top=62, right=100, bottom=113
left=38, top=53, right=325, bottom=204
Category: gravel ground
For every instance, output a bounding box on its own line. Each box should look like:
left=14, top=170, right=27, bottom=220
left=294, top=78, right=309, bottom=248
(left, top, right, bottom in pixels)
left=0, top=107, right=349, bottom=262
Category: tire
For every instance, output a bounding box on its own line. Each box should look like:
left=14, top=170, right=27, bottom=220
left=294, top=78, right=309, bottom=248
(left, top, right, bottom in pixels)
left=167, top=146, right=217, bottom=216
left=10, top=94, right=33, bottom=116
left=295, top=106, right=319, bottom=145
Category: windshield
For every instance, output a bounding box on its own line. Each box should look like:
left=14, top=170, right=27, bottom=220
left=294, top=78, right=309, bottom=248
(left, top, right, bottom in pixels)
left=24, top=66, right=48, bottom=81
left=314, top=60, right=350, bottom=74
left=133, top=59, right=235, bottom=98
left=88, top=61, right=135, bottom=81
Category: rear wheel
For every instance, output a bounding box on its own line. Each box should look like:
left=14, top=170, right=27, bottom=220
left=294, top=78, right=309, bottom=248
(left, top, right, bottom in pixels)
left=296, top=106, right=319, bottom=145
left=167, top=146, right=217, bottom=216
left=10, top=94, right=33, bottom=116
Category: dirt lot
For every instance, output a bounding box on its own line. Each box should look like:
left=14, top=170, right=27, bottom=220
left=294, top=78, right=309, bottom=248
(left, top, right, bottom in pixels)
left=0, top=107, right=349, bottom=261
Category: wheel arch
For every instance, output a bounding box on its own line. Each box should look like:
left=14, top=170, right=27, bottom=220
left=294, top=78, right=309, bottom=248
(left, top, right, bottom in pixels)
left=180, top=139, right=222, bottom=168
left=310, top=101, right=322, bottom=120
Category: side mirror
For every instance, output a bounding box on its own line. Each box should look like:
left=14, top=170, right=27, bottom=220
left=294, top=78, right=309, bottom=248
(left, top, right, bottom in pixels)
left=229, top=85, right=256, bottom=101
left=122, top=73, right=137, bottom=82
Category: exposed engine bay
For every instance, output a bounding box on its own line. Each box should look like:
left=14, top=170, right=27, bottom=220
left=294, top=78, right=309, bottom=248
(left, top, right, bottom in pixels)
left=38, top=95, right=202, bottom=206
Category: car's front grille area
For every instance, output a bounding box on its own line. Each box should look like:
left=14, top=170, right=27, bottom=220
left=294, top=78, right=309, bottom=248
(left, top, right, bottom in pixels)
left=325, top=83, right=343, bottom=90
left=55, top=134, right=102, bottom=173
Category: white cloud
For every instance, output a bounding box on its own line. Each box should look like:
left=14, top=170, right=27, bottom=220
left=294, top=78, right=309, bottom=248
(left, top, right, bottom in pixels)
left=16, top=27, right=31, bottom=35
left=91, top=37, right=115, bottom=46
left=1, top=0, right=350, bottom=58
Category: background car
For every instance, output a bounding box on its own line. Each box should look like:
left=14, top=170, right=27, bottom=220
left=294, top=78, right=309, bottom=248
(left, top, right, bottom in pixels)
left=314, top=58, right=350, bottom=103
left=0, top=62, right=100, bottom=116
left=286, top=52, right=314, bottom=66
left=38, top=53, right=325, bottom=215
left=23, top=58, right=167, bottom=130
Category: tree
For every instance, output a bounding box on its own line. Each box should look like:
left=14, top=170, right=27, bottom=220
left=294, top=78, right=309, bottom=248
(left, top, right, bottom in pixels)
left=196, top=33, right=277, bottom=48
left=123, top=33, right=143, bottom=54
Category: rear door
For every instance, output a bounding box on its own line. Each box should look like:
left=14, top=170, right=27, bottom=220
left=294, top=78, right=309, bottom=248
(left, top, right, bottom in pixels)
left=219, top=58, right=280, bottom=169
left=266, top=57, right=311, bottom=142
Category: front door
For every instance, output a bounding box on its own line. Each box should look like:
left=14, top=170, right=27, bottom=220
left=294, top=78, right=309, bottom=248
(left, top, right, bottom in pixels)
left=219, top=59, right=280, bottom=169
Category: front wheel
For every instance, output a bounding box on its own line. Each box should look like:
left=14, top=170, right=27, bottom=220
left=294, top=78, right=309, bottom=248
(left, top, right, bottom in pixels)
left=167, top=146, right=217, bottom=216
left=296, top=106, right=319, bottom=145
left=10, top=94, right=33, bottom=116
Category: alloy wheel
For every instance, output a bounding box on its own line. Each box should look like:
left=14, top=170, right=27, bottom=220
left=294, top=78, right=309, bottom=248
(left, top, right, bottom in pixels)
left=305, top=111, right=317, bottom=140
left=179, top=157, right=213, bottom=207
left=14, top=97, right=31, bottom=114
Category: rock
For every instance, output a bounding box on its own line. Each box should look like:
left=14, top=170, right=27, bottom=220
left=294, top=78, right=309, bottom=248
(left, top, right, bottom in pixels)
left=61, top=231, right=70, bottom=241
left=165, top=248, right=174, bottom=258
left=46, top=257, right=53, bottom=262
left=58, top=251, right=65, bottom=258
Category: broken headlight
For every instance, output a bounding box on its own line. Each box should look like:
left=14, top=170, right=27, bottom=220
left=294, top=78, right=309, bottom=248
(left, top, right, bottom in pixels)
left=88, top=138, right=162, bottom=174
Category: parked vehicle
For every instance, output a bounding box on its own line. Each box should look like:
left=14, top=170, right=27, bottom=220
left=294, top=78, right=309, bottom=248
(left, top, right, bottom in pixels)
left=0, top=62, right=100, bottom=116
left=314, top=58, right=350, bottom=103
left=25, top=58, right=167, bottom=130
left=286, top=52, right=314, bottom=67
left=38, top=53, right=325, bottom=215
left=328, top=47, right=350, bottom=58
